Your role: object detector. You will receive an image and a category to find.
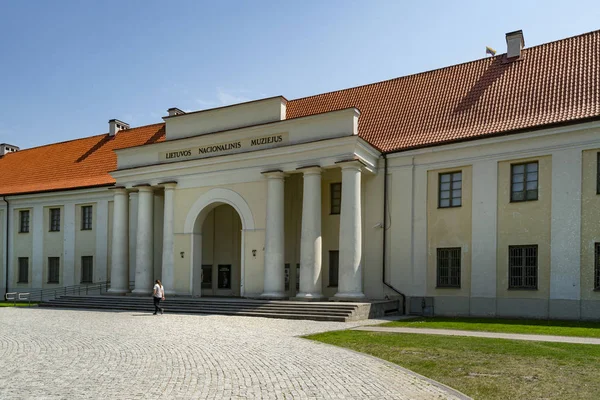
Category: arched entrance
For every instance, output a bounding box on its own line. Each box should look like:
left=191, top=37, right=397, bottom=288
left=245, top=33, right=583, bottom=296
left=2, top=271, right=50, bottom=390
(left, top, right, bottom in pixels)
left=184, top=188, right=256, bottom=297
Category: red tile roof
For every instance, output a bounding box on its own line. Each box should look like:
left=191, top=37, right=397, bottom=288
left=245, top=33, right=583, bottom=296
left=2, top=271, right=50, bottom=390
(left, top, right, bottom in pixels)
left=1, top=30, right=598, bottom=196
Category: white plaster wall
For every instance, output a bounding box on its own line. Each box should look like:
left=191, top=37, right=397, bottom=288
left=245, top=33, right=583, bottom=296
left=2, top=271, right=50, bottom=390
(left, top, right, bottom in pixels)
left=470, top=159, right=498, bottom=298
left=62, top=203, right=76, bottom=287
left=550, top=148, right=582, bottom=300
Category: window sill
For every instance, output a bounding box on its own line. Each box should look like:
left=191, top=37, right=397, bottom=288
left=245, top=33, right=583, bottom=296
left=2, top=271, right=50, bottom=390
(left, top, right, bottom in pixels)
left=507, top=287, right=538, bottom=291
left=435, top=286, right=461, bottom=289
left=509, top=199, right=538, bottom=203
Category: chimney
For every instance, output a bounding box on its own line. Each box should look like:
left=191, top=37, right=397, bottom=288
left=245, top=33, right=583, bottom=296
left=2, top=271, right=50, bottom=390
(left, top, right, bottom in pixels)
left=167, top=107, right=186, bottom=117
left=506, top=30, right=525, bottom=58
left=108, top=119, right=130, bottom=136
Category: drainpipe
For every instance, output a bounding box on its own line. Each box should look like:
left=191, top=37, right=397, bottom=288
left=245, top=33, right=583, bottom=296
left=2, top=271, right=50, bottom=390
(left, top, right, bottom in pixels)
left=2, top=196, right=8, bottom=296
left=382, top=154, right=406, bottom=314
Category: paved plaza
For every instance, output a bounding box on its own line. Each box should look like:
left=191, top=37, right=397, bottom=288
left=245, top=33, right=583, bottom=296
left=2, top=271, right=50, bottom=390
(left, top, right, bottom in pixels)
left=0, top=308, right=467, bottom=399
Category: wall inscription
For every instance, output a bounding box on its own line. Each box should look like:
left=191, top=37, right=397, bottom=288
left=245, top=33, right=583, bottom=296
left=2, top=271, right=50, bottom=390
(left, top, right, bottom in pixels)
left=160, top=133, right=288, bottom=162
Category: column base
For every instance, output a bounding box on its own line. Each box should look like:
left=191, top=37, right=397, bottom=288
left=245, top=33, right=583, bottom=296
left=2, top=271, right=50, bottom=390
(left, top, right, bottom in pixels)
left=332, top=292, right=367, bottom=302
left=260, top=292, right=287, bottom=300
left=292, top=293, right=326, bottom=302
left=106, top=288, right=129, bottom=295
left=131, top=289, right=152, bottom=296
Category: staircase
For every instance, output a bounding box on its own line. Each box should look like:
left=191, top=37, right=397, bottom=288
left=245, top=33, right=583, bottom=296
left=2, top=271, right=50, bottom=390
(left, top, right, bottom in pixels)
left=38, top=295, right=399, bottom=322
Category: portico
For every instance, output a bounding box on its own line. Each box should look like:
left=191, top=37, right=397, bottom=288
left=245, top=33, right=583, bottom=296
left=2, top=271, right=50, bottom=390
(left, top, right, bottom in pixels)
left=108, top=97, right=379, bottom=300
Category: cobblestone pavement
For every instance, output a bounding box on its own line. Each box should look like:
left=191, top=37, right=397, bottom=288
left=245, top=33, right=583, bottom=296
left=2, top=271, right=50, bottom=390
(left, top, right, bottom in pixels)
left=0, top=308, right=467, bottom=400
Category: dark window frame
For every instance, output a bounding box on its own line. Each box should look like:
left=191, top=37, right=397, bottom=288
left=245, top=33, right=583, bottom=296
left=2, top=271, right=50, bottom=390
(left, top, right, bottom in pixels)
left=330, top=183, right=342, bottom=215
left=285, top=263, right=290, bottom=291
left=438, top=171, right=462, bottom=208
left=597, top=153, right=600, bottom=195
left=19, top=210, right=30, bottom=233
left=594, top=243, right=600, bottom=291
left=81, top=256, right=93, bottom=283
left=201, top=264, right=213, bottom=289
left=329, top=250, right=339, bottom=287
left=511, top=162, right=539, bottom=202
left=81, top=205, right=93, bottom=230
left=508, top=245, right=538, bottom=290
left=436, top=247, right=461, bottom=288
left=48, top=257, right=60, bottom=284
left=49, top=208, right=61, bottom=232
left=18, top=257, right=29, bottom=283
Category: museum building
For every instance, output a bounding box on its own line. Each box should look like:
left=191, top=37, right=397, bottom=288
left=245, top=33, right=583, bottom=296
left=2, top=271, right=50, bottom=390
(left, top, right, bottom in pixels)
left=1, top=30, right=599, bottom=319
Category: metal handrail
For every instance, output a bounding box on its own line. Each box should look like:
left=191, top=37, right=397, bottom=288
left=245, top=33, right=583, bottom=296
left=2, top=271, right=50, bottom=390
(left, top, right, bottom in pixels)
left=8, top=281, right=111, bottom=302
left=4, top=291, right=31, bottom=307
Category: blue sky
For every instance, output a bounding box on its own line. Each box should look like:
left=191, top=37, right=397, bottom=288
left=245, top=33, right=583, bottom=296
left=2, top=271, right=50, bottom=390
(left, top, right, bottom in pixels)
left=0, top=0, right=598, bottom=149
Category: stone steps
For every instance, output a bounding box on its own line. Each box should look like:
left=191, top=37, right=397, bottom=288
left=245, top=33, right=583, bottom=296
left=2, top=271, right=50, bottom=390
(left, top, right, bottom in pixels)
left=38, top=295, right=396, bottom=322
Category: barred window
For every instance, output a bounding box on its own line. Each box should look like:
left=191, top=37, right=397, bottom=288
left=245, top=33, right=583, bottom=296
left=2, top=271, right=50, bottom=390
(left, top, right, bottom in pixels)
left=511, top=162, right=538, bottom=202
left=285, top=263, right=290, bottom=291
left=18, top=257, right=29, bottom=283
left=81, top=206, right=93, bottom=230
left=595, top=243, right=600, bottom=290
left=509, top=245, right=538, bottom=289
left=19, top=210, right=30, bottom=233
left=597, top=153, right=600, bottom=195
left=48, top=257, right=60, bottom=284
left=439, top=172, right=462, bottom=208
left=329, top=251, right=339, bottom=287
left=81, top=256, right=93, bottom=283
left=50, top=208, right=61, bottom=232
left=437, top=248, right=461, bottom=287
left=330, top=183, right=342, bottom=214
left=296, top=263, right=300, bottom=291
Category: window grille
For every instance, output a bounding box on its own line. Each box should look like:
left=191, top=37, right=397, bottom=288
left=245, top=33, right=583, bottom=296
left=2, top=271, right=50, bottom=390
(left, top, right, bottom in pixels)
left=329, top=251, right=339, bottom=287
left=81, top=256, right=93, bottom=283
left=509, top=245, right=538, bottom=289
left=594, top=243, right=600, bottom=290
left=18, top=257, right=29, bottom=283
left=48, top=257, right=60, bottom=283
left=436, top=248, right=461, bottom=287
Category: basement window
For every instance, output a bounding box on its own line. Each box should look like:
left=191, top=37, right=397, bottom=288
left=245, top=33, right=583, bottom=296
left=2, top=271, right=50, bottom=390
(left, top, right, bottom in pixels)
left=509, top=245, right=538, bottom=289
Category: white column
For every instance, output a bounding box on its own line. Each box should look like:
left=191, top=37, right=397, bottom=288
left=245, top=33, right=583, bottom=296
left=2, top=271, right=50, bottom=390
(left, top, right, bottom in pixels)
left=132, top=186, right=154, bottom=295
left=550, top=148, right=582, bottom=300
left=62, top=203, right=76, bottom=287
left=108, top=188, right=129, bottom=294
left=161, top=183, right=177, bottom=295
left=261, top=171, right=286, bottom=299
left=128, top=192, right=138, bottom=285
left=334, top=162, right=366, bottom=300
left=32, top=204, right=43, bottom=290
left=295, top=167, right=325, bottom=300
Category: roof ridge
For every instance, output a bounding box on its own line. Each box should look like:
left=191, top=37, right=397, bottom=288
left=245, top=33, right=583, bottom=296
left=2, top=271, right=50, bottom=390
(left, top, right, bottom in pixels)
left=3, top=122, right=165, bottom=154
left=289, top=28, right=600, bottom=104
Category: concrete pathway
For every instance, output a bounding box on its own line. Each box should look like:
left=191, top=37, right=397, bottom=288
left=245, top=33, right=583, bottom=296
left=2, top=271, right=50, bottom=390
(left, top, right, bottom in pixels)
left=0, top=308, right=470, bottom=399
left=353, top=326, right=600, bottom=345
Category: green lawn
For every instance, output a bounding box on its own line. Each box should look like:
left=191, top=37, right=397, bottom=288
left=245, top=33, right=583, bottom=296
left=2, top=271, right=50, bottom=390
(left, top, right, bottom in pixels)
left=380, top=317, right=600, bottom=338
left=0, top=301, right=38, bottom=307
left=306, top=330, right=600, bottom=400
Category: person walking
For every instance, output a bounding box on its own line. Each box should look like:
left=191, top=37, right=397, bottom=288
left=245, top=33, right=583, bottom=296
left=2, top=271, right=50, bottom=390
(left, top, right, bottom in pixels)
left=153, top=279, right=165, bottom=315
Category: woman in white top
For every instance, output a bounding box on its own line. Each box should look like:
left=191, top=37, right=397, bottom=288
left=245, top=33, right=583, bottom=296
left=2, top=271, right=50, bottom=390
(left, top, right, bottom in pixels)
left=153, top=279, right=165, bottom=315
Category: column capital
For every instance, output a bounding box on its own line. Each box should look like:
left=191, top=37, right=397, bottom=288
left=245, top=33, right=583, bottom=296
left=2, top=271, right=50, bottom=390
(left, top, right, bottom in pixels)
left=297, top=166, right=322, bottom=176
left=133, top=184, right=154, bottom=193
left=336, top=159, right=365, bottom=171
left=108, top=186, right=129, bottom=195
left=262, top=170, right=287, bottom=179
left=159, top=181, right=178, bottom=190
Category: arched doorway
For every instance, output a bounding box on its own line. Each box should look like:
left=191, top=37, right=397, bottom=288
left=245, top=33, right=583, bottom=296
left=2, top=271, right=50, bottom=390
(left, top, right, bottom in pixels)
left=192, top=204, right=242, bottom=296
left=184, top=188, right=256, bottom=297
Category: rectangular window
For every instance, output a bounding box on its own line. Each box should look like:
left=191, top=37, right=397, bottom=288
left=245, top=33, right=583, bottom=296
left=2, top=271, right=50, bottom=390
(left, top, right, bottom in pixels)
left=201, top=265, right=212, bottom=289
left=285, top=263, right=290, bottom=291
left=330, top=183, right=342, bottom=214
left=436, top=248, right=461, bottom=287
left=48, top=257, right=60, bottom=283
left=511, top=162, right=538, bottom=202
left=329, top=251, right=339, bottom=287
left=296, top=263, right=300, bottom=291
left=509, top=245, right=538, bottom=289
left=18, top=257, right=29, bottom=283
left=81, top=206, right=93, bottom=230
left=595, top=243, right=600, bottom=290
left=50, top=208, right=61, bottom=232
left=81, top=256, right=93, bottom=283
left=218, top=265, right=231, bottom=289
left=439, top=172, right=462, bottom=208
left=19, top=210, right=30, bottom=233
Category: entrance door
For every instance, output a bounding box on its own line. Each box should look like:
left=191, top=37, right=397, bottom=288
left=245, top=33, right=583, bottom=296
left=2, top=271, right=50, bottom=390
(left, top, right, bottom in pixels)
left=197, top=204, right=242, bottom=297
